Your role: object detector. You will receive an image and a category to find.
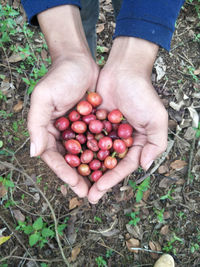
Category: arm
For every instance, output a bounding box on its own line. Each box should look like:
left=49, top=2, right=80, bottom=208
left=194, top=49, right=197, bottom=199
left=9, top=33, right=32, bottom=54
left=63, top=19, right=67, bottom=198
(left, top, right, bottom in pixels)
left=27, top=5, right=99, bottom=198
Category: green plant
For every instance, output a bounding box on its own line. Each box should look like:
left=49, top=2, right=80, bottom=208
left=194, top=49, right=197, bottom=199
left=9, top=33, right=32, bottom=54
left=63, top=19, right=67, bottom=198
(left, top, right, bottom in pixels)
left=193, top=122, right=200, bottom=138
left=0, top=173, right=15, bottom=189
left=95, top=256, right=107, bottom=267
left=154, top=208, right=165, bottom=223
left=94, top=216, right=102, bottom=223
left=16, top=217, right=67, bottom=248
left=129, top=176, right=150, bottom=202
left=187, top=66, right=199, bottom=82
left=190, top=242, right=199, bottom=253
left=106, top=249, right=113, bottom=258
left=163, top=233, right=184, bottom=254
left=126, top=210, right=140, bottom=226
left=160, top=188, right=174, bottom=201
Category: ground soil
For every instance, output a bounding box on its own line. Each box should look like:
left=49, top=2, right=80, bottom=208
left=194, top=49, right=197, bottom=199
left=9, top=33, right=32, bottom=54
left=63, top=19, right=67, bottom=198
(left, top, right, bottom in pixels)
left=0, top=0, right=200, bottom=266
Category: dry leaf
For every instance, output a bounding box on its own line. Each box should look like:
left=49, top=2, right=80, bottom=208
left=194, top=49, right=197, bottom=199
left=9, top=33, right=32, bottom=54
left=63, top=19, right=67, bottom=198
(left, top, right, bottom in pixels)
left=126, top=238, right=140, bottom=253
left=149, top=241, right=161, bottom=259
left=96, top=23, right=105, bottom=33
left=8, top=52, right=29, bottom=63
left=69, top=197, right=82, bottom=210
left=158, top=165, right=169, bottom=174
left=194, top=67, right=200, bottom=75
left=0, top=182, right=7, bottom=198
left=13, top=209, right=25, bottom=222
left=0, top=236, right=11, bottom=246
left=170, top=160, right=187, bottom=170
left=159, top=177, right=177, bottom=188
left=187, top=107, right=199, bottom=128
left=142, top=189, right=150, bottom=202
left=169, top=100, right=185, bottom=111
left=126, top=224, right=143, bottom=240
left=160, top=225, right=169, bottom=235
left=163, top=211, right=171, bottom=220
left=69, top=246, right=81, bottom=262
left=155, top=57, right=166, bottom=81
left=13, top=100, right=23, bottom=113
left=60, top=185, right=68, bottom=197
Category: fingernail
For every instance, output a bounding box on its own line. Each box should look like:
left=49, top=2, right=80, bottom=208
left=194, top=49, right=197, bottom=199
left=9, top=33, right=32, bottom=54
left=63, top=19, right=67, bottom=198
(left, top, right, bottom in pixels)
left=145, top=160, right=154, bottom=171
left=30, top=142, right=36, bottom=157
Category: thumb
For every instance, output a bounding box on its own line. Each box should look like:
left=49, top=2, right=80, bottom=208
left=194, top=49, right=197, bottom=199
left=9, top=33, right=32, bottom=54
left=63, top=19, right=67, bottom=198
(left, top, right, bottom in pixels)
left=28, top=89, right=53, bottom=157
left=140, top=122, right=168, bottom=171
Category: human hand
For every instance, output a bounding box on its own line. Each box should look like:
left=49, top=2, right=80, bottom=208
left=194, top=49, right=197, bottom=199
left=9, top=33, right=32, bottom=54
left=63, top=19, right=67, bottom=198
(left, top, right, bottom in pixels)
left=28, top=6, right=99, bottom=197
left=87, top=37, right=168, bottom=204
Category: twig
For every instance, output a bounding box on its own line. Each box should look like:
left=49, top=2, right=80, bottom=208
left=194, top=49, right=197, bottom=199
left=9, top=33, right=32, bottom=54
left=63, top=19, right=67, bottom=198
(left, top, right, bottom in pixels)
left=0, top=255, right=62, bottom=263
left=97, top=240, right=124, bottom=257
left=187, top=137, right=196, bottom=185
left=0, top=247, right=18, bottom=263
left=129, top=247, right=163, bottom=254
left=89, top=218, right=118, bottom=234
left=14, top=137, right=30, bottom=154
left=0, top=161, right=71, bottom=267
left=135, top=140, right=174, bottom=185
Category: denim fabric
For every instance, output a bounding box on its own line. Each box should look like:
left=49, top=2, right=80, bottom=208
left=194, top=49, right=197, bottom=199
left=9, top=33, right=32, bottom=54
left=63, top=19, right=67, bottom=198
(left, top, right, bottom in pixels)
left=80, top=0, right=122, bottom=59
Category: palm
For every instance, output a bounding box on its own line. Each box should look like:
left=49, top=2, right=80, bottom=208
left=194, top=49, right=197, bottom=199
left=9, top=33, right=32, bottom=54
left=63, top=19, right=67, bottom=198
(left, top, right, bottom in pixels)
left=87, top=69, right=168, bottom=203
left=28, top=58, right=99, bottom=197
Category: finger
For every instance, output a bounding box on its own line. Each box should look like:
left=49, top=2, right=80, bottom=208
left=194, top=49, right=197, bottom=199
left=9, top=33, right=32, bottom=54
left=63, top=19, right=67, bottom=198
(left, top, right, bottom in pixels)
left=140, top=114, right=168, bottom=171
left=28, top=87, right=53, bottom=157
left=42, top=148, right=89, bottom=198
left=87, top=145, right=142, bottom=204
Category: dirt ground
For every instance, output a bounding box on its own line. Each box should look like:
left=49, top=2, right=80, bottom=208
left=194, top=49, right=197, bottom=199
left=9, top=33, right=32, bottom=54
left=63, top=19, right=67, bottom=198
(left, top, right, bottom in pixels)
left=0, top=0, right=200, bottom=266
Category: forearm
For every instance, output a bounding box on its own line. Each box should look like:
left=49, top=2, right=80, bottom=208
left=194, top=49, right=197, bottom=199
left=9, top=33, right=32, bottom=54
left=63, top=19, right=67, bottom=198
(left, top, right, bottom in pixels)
left=37, top=5, right=91, bottom=62
left=107, top=37, right=159, bottom=78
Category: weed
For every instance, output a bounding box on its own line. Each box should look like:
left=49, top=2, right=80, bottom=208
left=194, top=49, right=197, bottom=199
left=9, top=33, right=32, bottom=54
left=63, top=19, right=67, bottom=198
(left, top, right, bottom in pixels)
left=0, top=173, right=15, bottom=189
left=129, top=176, right=150, bottom=203
left=154, top=208, right=165, bottom=223
left=163, top=233, right=184, bottom=254
left=126, top=210, right=140, bottom=226
left=106, top=249, right=113, bottom=258
left=160, top=188, right=174, bottom=201
left=94, top=216, right=102, bottom=223
left=193, top=122, right=200, bottom=138
left=95, top=256, right=107, bottom=267
left=16, top=217, right=67, bottom=248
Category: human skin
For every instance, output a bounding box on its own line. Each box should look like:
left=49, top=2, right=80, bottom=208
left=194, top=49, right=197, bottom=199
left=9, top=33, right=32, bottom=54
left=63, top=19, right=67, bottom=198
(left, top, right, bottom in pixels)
left=28, top=6, right=168, bottom=204
left=87, top=37, right=168, bottom=204
left=27, top=5, right=99, bottom=197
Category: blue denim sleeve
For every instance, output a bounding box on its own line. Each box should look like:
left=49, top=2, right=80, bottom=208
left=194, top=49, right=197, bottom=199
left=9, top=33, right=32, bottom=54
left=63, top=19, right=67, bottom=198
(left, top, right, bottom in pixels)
left=114, top=0, right=185, bottom=51
left=21, top=0, right=81, bottom=25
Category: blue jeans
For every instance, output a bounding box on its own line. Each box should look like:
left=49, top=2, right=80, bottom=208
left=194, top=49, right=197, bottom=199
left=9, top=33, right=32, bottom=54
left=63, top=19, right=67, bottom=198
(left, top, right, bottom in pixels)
left=80, top=0, right=122, bottom=59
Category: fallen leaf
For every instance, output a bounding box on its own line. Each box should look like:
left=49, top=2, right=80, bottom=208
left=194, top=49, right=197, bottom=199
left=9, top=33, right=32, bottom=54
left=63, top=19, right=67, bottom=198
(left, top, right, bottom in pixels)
left=69, top=197, right=82, bottom=210
left=155, top=57, right=166, bottom=81
left=0, top=236, right=11, bottom=246
left=163, top=211, right=171, bottom=219
left=158, top=165, right=169, bottom=174
left=0, top=182, right=7, bottom=198
left=66, top=215, right=77, bottom=245
left=159, top=177, right=177, bottom=188
left=188, top=107, right=199, bottom=128
left=160, top=225, right=169, bottom=235
left=169, top=100, right=185, bottom=111
left=194, top=67, right=200, bottom=75
left=149, top=241, right=161, bottom=259
left=69, top=246, right=81, bottom=262
left=60, top=185, right=68, bottom=197
left=126, top=224, right=143, bottom=240
left=96, top=23, right=105, bottom=33
left=126, top=238, right=140, bottom=253
left=13, top=100, right=23, bottom=112
left=170, top=160, right=187, bottom=170
left=8, top=52, right=29, bottom=63
left=184, top=127, right=196, bottom=140
left=142, top=189, right=150, bottom=202
left=13, top=209, right=25, bottom=222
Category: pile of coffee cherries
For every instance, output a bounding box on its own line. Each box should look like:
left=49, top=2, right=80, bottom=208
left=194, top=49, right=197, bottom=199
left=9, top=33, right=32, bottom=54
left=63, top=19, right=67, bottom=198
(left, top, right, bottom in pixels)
left=55, top=92, right=133, bottom=182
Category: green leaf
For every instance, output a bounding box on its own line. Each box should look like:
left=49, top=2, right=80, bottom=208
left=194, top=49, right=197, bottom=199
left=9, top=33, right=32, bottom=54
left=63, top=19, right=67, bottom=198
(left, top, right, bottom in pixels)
left=41, top=228, right=54, bottom=238
left=0, top=140, right=3, bottom=148
left=29, top=233, right=40, bottom=247
left=22, top=77, right=30, bottom=85
left=24, top=225, right=34, bottom=235
left=33, top=217, right=43, bottom=231
left=57, top=224, right=67, bottom=235
left=136, top=190, right=143, bottom=203
left=4, top=179, right=15, bottom=188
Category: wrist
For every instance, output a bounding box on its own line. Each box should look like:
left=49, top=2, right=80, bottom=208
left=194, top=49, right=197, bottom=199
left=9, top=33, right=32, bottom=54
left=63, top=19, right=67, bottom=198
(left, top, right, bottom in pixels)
left=37, top=5, right=92, bottom=62
left=107, top=37, right=159, bottom=78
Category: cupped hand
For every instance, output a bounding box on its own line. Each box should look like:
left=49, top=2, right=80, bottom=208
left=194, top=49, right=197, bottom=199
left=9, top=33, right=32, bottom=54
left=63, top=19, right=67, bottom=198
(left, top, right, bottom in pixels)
left=28, top=56, right=99, bottom=197
left=87, top=38, right=168, bottom=203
